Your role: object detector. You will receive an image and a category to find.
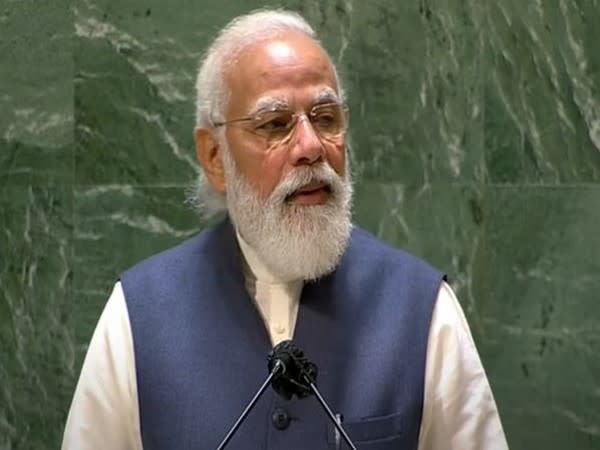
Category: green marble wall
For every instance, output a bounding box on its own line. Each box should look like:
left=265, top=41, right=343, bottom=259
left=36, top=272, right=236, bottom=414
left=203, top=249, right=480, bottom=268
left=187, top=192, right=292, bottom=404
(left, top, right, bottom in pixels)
left=1, top=0, right=599, bottom=448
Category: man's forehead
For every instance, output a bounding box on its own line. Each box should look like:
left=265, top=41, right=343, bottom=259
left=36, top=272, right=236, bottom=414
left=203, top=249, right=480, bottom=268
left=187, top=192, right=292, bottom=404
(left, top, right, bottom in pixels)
left=265, top=40, right=300, bottom=61
left=224, top=31, right=339, bottom=115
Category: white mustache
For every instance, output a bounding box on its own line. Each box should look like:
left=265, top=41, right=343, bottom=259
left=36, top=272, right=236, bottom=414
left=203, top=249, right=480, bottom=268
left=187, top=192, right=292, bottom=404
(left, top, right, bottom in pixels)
left=271, top=164, right=343, bottom=203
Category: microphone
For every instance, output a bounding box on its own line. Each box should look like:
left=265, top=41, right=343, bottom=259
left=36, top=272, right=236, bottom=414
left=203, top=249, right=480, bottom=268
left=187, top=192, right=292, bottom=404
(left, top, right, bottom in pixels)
left=267, top=340, right=317, bottom=399
left=267, top=341, right=357, bottom=450
left=216, top=341, right=357, bottom=450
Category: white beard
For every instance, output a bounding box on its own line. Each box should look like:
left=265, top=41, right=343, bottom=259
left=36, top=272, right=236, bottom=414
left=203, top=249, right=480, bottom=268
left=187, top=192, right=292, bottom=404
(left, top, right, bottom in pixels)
left=221, top=145, right=353, bottom=281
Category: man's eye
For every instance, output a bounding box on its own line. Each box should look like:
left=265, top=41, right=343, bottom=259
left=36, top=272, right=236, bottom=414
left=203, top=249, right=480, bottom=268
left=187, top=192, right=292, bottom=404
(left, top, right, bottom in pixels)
left=314, top=112, right=335, bottom=123
left=257, top=116, right=291, bottom=132
left=312, top=111, right=338, bottom=129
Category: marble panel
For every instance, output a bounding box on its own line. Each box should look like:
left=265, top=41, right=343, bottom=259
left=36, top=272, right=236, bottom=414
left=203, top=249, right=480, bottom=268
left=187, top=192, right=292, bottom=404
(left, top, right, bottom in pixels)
left=0, top=186, right=74, bottom=449
left=483, top=1, right=600, bottom=183
left=0, top=0, right=73, bottom=148
left=472, top=186, right=600, bottom=449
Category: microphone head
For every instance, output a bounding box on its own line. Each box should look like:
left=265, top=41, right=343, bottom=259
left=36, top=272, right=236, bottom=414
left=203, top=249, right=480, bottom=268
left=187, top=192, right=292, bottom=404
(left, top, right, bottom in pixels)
left=267, top=340, right=318, bottom=400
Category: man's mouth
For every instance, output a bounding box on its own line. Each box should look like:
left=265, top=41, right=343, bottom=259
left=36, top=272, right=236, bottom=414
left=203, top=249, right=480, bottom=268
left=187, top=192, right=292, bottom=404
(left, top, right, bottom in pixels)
left=286, top=181, right=332, bottom=205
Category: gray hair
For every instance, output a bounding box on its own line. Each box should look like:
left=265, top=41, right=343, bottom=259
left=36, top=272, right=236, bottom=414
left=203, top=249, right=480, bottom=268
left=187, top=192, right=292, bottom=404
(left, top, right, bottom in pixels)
left=189, top=9, right=345, bottom=218
left=195, top=9, right=319, bottom=128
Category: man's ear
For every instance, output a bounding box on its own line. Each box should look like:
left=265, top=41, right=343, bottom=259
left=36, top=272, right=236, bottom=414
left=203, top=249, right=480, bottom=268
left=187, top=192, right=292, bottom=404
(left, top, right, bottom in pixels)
left=194, top=127, right=226, bottom=193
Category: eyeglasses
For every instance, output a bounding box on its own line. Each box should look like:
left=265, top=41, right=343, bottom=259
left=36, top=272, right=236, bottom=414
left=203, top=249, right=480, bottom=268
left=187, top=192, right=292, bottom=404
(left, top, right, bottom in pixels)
left=212, top=102, right=349, bottom=148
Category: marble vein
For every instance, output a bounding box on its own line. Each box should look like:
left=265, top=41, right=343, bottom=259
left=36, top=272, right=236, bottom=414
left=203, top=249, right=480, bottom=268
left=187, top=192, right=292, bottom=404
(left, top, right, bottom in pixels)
left=81, top=212, right=197, bottom=238
left=553, top=407, right=600, bottom=437
left=129, top=107, right=197, bottom=170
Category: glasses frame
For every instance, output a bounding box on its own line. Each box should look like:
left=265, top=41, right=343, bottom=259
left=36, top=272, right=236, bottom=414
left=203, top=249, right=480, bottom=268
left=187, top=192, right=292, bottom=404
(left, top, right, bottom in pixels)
left=211, top=102, right=349, bottom=147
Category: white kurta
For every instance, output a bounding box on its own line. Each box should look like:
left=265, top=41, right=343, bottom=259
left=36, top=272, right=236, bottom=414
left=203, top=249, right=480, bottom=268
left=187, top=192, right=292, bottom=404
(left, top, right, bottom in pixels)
left=62, top=235, right=509, bottom=450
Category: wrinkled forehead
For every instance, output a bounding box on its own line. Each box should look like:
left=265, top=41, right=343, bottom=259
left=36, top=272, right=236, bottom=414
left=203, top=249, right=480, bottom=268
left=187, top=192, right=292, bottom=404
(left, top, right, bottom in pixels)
left=223, top=31, right=340, bottom=115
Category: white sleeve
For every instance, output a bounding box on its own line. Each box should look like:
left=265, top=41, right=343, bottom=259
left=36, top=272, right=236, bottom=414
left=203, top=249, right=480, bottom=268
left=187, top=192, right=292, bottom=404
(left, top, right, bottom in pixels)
left=418, top=281, right=509, bottom=450
left=62, top=282, right=142, bottom=450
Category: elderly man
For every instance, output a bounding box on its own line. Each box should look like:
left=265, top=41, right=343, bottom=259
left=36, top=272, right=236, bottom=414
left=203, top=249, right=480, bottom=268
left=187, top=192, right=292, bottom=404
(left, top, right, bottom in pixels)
left=63, top=9, right=508, bottom=450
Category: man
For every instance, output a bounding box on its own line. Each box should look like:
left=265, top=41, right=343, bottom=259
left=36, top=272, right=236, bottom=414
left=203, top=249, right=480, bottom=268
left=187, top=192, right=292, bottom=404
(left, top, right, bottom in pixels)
left=63, top=9, right=508, bottom=450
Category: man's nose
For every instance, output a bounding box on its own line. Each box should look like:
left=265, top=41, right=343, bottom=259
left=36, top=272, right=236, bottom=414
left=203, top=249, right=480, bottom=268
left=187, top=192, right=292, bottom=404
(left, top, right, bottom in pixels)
left=288, top=115, right=324, bottom=166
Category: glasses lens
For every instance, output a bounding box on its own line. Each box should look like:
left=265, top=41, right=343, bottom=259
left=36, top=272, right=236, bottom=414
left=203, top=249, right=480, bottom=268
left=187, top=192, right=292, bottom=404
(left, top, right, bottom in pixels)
left=251, top=104, right=348, bottom=147
left=254, top=110, right=295, bottom=145
left=310, top=104, right=347, bottom=141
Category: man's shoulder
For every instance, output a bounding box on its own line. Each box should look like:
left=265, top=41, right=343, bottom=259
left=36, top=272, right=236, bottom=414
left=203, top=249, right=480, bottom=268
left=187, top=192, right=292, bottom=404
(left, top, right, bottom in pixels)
left=348, top=225, right=443, bottom=277
left=122, top=220, right=229, bottom=279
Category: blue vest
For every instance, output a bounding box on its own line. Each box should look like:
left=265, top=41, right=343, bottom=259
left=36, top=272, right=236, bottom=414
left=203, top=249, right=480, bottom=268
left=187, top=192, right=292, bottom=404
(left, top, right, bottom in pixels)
left=121, top=220, right=444, bottom=449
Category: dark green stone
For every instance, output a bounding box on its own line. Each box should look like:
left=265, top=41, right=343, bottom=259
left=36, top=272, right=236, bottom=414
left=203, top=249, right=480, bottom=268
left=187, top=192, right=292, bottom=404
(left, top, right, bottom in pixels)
left=2, top=0, right=600, bottom=448
left=472, top=186, right=600, bottom=448
left=0, top=186, right=74, bottom=449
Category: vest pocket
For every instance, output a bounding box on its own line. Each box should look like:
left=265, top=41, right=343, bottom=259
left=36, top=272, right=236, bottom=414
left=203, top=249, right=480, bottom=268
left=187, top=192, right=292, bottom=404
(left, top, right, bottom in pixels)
left=326, top=411, right=409, bottom=448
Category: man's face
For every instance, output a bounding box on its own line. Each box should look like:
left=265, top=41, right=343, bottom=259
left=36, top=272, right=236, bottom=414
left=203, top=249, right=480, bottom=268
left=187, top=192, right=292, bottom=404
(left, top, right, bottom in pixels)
left=195, top=30, right=353, bottom=280
left=222, top=31, right=346, bottom=203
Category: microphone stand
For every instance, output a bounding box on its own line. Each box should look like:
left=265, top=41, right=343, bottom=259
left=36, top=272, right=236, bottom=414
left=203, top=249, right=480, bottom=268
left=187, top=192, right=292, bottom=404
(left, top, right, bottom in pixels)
left=216, top=340, right=358, bottom=450
left=305, top=377, right=357, bottom=450
left=216, top=360, right=285, bottom=450
left=268, top=341, right=357, bottom=450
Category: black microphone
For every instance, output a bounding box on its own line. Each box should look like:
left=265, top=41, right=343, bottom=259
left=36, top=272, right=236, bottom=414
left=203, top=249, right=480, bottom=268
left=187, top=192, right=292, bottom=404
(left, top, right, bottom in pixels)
left=267, top=340, right=317, bottom=399
left=216, top=341, right=357, bottom=449
left=267, top=341, right=357, bottom=450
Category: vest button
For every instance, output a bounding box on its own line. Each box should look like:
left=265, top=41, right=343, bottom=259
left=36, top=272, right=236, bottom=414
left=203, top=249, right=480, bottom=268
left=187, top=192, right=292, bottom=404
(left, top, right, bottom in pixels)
left=271, top=408, right=291, bottom=430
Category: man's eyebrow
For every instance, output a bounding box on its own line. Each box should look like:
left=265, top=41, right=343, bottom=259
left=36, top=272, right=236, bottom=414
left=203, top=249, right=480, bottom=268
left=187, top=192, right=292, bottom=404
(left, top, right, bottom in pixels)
left=248, top=97, right=290, bottom=116
left=247, top=90, right=340, bottom=116
left=313, top=89, right=340, bottom=105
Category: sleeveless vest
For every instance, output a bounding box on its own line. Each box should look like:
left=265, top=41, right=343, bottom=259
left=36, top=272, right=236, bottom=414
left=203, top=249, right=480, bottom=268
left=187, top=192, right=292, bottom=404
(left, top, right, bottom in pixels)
left=121, top=220, right=444, bottom=449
